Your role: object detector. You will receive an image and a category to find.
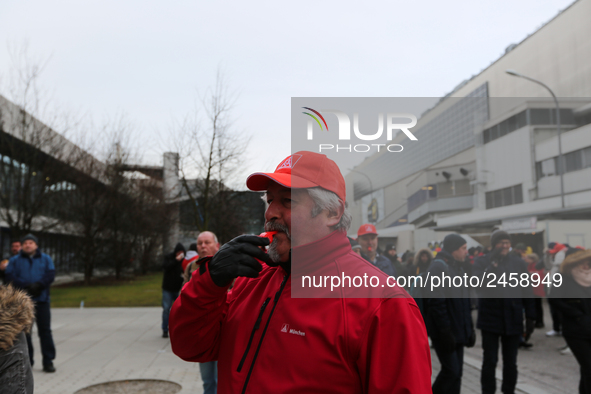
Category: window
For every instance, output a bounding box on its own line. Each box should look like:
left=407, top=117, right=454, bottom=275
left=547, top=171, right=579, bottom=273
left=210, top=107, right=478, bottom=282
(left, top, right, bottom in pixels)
left=584, top=147, right=591, bottom=169
left=483, top=108, right=575, bottom=145
left=513, top=184, right=523, bottom=204
left=530, top=109, right=551, bottom=125
left=536, top=146, right=591, bottom=180
left=485, top=184, right=523, bottom=209
left=483, top=129, right=491, bottom=144
left=564, top=150, right=583, bottom=173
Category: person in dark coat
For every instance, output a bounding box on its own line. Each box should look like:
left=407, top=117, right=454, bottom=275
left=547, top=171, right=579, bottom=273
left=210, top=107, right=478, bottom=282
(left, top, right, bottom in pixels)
left=161, top=242, right=185, bottom=338
left=473, top=230, right=535, bottom=394
left=0, top=285, right=35, bottom=393
left=427, top=233, right=475, bottom=394
left=412, top=248, right=432, bottom=276
left=552, top=248, right=591, bottom=394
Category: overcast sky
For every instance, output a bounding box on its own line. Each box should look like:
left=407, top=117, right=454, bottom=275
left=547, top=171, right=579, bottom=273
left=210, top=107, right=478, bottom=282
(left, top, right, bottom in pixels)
left=0, top=0, right=575, bottom=189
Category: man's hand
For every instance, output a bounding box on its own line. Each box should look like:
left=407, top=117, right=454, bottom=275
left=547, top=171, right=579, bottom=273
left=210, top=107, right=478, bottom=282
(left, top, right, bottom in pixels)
left=208, top=235, right=273, bottom=287
left=26, top=282, right=44, bottom=298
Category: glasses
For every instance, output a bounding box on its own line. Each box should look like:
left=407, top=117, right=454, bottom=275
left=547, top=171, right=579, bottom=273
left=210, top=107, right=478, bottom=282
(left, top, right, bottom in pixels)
left=498, top=241, right=511, bottom=246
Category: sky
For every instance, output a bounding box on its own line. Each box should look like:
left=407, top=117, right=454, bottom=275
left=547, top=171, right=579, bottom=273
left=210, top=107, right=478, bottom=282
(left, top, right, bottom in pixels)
left=0, top=0, right=576, bottom=189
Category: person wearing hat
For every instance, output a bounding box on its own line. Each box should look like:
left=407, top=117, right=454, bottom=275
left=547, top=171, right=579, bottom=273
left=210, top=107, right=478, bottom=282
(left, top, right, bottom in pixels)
left=426, top=233, right=475, bottom=394
left=169, top=151, right=431, bottom=393
left=4, top=233, right=57, bottom=373
left=356, top=224, right=396, bottom=276
left=544, top=241, right=569, bottom=337
left=552, top=248, right=591, bottom=394
left=473, top=230, right=535, bottom=394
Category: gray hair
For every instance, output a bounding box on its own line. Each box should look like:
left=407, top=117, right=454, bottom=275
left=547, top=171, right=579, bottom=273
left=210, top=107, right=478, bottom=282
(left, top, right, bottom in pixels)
left=307, top=188, right=351, bottom=232
left=260, top=188, right=352, bottom=232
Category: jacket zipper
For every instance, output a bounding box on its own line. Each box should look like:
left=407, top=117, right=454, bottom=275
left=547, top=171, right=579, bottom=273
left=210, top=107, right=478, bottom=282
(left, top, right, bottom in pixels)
left=237, top=297, right=271, bottom=372
left=241, top=274, right=289, bottom=394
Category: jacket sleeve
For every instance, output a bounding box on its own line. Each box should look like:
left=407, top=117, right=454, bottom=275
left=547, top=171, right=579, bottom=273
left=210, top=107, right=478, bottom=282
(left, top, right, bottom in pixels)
left=38, top=255, right=56, bottom=288
left=426, top=260, right=451, bottom=332
left=169, top=258, right=231, bottom=362
left=4, top=260, right=28, bottom=289
left=356, top=298, right=432, bottom=393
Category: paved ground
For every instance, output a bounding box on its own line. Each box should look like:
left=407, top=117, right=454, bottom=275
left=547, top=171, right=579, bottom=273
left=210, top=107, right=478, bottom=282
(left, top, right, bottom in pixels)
left=31, top=303, right=579, bottom=394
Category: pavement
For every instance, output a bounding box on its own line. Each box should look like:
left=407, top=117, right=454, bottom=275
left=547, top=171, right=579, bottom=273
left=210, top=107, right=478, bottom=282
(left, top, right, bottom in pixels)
left=31, top=303, right=579, bottom=394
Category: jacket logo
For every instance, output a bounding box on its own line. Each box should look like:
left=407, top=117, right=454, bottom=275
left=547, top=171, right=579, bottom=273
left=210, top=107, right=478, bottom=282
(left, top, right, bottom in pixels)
left=281, top=323, right=306, bottom=337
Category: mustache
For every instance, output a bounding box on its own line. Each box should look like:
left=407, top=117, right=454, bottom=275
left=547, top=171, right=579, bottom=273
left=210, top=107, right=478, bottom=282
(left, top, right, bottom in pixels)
left=265, top=220, right=291, bottom=240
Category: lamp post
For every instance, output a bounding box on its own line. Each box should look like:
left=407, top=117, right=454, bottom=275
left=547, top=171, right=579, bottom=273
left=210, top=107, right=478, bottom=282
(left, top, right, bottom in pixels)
left=505, top=70, right=564, bottom=209
left=349, top=168, right=376, bottom=223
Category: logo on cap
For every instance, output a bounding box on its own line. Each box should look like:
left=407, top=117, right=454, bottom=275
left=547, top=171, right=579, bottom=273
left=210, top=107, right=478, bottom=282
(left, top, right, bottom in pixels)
left=277, top=154, right=302, bottom=170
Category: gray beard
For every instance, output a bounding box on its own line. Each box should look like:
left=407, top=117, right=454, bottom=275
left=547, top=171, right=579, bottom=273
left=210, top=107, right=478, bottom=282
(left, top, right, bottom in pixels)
left=264, top=220, right=290, bottom=263
left=268, top=240, right=281, bottom=263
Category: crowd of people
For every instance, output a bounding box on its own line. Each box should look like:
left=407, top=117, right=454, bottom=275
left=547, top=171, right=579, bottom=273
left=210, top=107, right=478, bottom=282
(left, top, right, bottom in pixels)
left=347, top=227, right=591, bottom=394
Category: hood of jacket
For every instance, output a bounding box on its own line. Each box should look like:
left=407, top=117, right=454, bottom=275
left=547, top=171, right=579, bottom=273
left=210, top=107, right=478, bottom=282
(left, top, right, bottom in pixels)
left=0, top=285, right=34, bottom=351
left=414, top=248, right=433, bottom=267
left=173, top=243, right=186, bottom=255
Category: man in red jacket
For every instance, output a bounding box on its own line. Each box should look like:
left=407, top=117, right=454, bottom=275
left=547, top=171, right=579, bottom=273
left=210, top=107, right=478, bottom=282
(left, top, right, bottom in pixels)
left=169, top=151, right=432, bottom=393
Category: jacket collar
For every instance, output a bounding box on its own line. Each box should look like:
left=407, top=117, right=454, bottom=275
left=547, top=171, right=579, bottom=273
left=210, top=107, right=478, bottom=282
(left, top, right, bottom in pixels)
left=19, top=249, right=41, bottom=259
left=291, top=230, right=350, bottom=269
left=435, top=249, right=461, bottom=266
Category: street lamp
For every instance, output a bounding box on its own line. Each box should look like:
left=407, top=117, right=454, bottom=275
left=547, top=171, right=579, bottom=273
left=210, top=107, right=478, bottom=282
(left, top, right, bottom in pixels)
left=505, top=69, right=565, bottom=208
left=348, top=168, right=377, bottom=223
left=348, top=168, right=374, bottom=196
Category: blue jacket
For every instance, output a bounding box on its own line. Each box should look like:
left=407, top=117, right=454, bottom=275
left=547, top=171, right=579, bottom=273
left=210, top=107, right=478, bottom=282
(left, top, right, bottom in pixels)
left=362, top=252, right=396, bottom=277
left=5, top=249, right=56, bottom=303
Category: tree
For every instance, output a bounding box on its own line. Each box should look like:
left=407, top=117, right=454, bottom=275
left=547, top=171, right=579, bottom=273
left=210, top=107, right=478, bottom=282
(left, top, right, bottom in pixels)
left=0, top=44, right=81, bottom=239
left=171, top=70, right=251, bottom=242
left=63, top=118, right=171, bottom=283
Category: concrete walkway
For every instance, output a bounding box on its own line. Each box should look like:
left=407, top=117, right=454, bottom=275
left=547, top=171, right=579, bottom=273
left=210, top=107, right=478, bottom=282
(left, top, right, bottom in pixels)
left=31, top=307, right=578, bottom=394
left=32, top=307, right=203, bottom=394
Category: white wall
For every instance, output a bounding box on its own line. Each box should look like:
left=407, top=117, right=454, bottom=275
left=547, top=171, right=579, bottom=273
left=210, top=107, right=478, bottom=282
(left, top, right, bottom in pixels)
left=547, top=220, right=591, bottom=248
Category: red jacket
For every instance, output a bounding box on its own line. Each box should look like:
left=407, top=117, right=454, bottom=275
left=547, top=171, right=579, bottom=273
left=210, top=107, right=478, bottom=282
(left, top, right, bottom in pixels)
left=170, top=231, right=432, bottom=393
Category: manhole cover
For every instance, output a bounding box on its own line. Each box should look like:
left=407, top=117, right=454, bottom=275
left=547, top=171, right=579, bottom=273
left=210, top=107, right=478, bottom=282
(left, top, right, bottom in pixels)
left=74, top=379, right=182, bottom=394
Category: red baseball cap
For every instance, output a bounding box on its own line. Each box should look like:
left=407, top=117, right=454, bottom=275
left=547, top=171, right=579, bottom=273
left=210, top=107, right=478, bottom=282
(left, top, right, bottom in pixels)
left=246, top=151, right=346, bottom=201
left=357, top=224, right=378, bottom=237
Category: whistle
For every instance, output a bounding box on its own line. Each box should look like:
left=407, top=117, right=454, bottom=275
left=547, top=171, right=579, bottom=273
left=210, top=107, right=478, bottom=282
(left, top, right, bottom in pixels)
left=368, top=246, right=373, bottom=251
left=259, top=231, right=278, bottom=244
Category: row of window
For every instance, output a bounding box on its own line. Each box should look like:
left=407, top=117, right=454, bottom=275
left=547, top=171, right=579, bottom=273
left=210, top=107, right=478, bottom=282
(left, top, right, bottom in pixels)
left=483, top=109, right=575, bottom=144
left=485, top=184, right=523, bottom=209
left=536, top=146, right=591, bottom=180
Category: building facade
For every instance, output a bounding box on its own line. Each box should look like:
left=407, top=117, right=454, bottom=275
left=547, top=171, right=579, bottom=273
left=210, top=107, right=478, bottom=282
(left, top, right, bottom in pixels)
left=347, top=0, right=591, bottom=252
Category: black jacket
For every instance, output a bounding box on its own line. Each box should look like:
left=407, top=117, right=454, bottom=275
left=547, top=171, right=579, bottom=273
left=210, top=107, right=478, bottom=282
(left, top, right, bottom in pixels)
left=162, top=243, right=185, bottom=293
left=473, top=251, right=535, bottom=335
left=426, top=250, right=474, bottom=344
left=551, top=276, right=591, bottom=339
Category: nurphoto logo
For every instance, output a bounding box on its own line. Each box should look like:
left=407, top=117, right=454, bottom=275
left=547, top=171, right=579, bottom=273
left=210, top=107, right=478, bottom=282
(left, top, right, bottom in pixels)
left=301, top=107, right=418, bottom=154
